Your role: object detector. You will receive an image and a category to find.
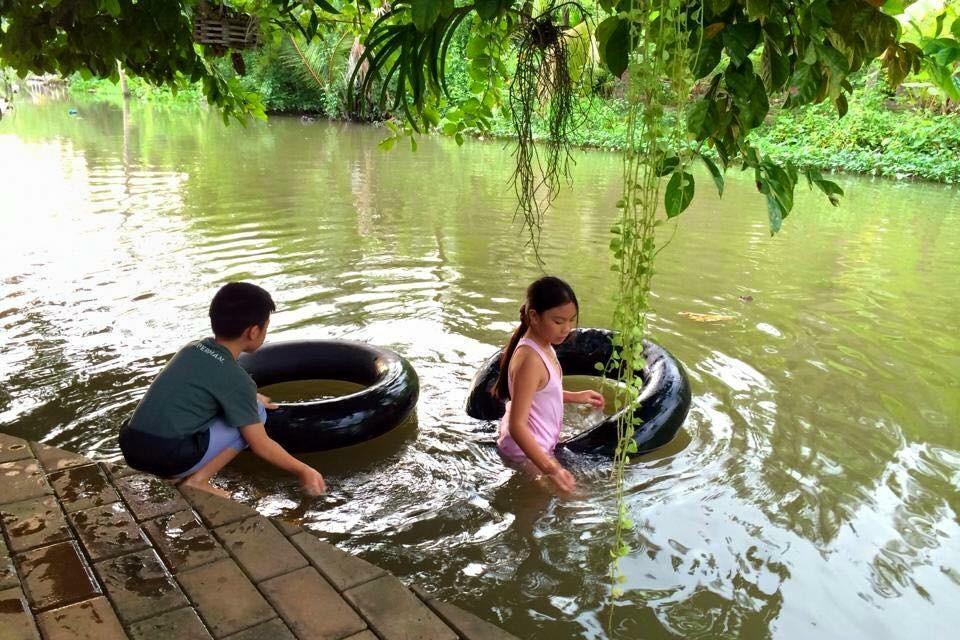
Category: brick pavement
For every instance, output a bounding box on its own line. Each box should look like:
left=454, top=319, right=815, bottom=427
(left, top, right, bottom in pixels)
left=0, top=432, right=518, bottom=640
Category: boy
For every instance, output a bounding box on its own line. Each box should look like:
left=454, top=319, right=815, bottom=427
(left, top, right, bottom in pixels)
left=119, top=282, right=325, bottom=497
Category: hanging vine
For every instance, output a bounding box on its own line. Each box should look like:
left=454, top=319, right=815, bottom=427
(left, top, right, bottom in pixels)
left=508, top=2, right=591, bottom=255
left=601, top=1, right=699, bottom=614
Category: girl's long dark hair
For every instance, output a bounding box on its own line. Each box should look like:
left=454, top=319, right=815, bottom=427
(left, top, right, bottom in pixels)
left=494, top=276, right=579, bottom=400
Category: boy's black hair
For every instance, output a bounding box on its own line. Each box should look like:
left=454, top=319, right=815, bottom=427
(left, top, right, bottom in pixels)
left=209, top=282, right=276, bottom=339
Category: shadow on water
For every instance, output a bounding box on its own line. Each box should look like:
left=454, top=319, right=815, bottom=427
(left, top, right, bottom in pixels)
left=1, top=97, right=959, bottom=638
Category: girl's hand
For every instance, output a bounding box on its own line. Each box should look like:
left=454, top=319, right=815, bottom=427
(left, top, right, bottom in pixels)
left=257, top=393, right=279, bottom=410
left=546, top=466, right=577, bottom=493
left=577, top=390, right=605, bottom=409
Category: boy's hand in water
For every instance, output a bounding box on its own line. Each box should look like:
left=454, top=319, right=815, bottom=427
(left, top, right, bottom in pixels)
left=256, top=393, right=278, bottom=409
left=298, top=466, right=326, bottom=496
left=575, top=390, right=605, bottom=409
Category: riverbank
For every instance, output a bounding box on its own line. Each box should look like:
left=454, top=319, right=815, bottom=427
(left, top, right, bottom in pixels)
left=60, top=72, right=960, bottom=185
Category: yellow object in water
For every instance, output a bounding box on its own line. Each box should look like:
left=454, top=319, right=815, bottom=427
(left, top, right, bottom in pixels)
left=678, top=311, right=735, bottom=323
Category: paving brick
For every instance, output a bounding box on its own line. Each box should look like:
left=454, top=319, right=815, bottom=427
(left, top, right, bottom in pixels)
left=0, top=433, right=33, bottom=464
left=271, top=519, right=300, bottom=537
left=94, top=548, right=188, bottom=624
left=29, top=442, right=90, bottom=473
left=1, top=535, right=19, bottom=590
left=68, top=502, right=149, bottom=561
left=114, top=474, right=190, bottom=522
left=48, top=464, right=120, bottom=513
left=222, top=618, right=294, bottom=640
left=16, top=540, right=101, bottom=611
left=128, top=607, right=213, bottom=640
left=343, top=633, right=380, bottom=640
left=0, top=495, right=72, bottom=553
left=0, top=459, right=52, bottom=506
left=0, top=586, right=40, bottom=640
left=344, top=575, right=456, bottom=640
left=289, top=531, right=385, bottom=591
left=259, top=567, right=367, bottom=640
left=178, top=558, right=274, bottom=638
left=101, top=461, right=138, bottom=480
left=35, top=596, right=127, bottom=640
left=419, top=597, right=518, bottom=640
left=179, top=487, right=257, bottom=529
left=142, top=509, right=226, bottom=573
left=213, top=516, right=307, bottom=583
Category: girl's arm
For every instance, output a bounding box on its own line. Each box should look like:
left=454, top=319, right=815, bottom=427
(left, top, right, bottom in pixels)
left=508, top=352, right=576, bottom=491
left=563, top=389, right=605, bottom=407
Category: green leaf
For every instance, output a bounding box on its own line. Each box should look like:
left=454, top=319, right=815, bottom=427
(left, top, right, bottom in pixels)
left=475, top=0, right=508, bottom=21
left=466, top=36, right=486, bottom=58
left=710, top=0, right=733, bottom=16
left=813, top=177, right=844, bottom=205
left=785, top=63, right=820, bottom=107
left=313, top=0, right=340, bottom=13
left=934, top=12, right=946, bottom=38
left=597, top=16, right=631, bottom=77
left=765, top=194, right=783, bottom=234
left=760, top=38, right=791, bottom=91
left=953, top=17, right=960, bottom=40
left=835, top=93, right=848, bottom=118
left=656, top=155, right=680, bottom=177
left=725, top=63, right=769, bottom=129
left=882, top=1, right=906, bottom=15
left=746, top=0, right=771, bottom=20
left=686, top=98, right=714, bottom=140
left=378, top=136, right=396, bottom=151
left=700, top=155, right=725, bottom=196
left=101, top=0, right=121, bottom=16
left=818, top=44, right=849, bottom=78
left=664, top=171, right=695, bottom=218
left=692, top=35, right=723, bottom=78
left=411, top=1, right=441, bottom=33
left=722, top=22, right=761, bottom=66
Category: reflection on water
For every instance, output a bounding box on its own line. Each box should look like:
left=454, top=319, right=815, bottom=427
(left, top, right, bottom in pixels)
left=1, top=99, right=959, bottom=639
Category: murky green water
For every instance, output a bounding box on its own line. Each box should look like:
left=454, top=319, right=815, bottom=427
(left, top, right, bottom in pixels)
left=1, top=97, right=958, bottom=639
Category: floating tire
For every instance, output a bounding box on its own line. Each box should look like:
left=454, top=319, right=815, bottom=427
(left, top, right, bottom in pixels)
left=239, top=340, right=419, bottom=453
left=465, top=328, right=691, bottom=456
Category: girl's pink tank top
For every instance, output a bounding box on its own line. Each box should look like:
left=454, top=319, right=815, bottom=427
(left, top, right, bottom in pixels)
left=497, top=337, right=564, bottom=460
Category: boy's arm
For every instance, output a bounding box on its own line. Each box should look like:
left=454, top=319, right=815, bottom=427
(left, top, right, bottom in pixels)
left=239, top=422, right=325, bottom=495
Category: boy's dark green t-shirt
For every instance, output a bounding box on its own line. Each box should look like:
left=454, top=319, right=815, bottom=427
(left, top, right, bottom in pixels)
left=129, top=338, right=260, bottom=438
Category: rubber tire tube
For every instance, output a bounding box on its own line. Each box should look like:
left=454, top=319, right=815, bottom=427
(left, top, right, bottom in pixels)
left=239, top=340, right=419, bottom=453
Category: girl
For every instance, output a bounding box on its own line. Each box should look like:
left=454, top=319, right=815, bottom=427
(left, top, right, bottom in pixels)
left=496, top=276, right=604, bottom=492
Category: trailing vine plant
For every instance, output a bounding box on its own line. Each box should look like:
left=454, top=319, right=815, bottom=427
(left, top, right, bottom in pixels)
left=601, top=0, right=699, bottom=605
left=508, top=2, right=592, bottom=254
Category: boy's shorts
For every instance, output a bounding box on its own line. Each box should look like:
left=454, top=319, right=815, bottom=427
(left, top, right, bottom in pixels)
left=120, top=402, right=266, bottom=479
left=169, top=401, right=267, bottom=479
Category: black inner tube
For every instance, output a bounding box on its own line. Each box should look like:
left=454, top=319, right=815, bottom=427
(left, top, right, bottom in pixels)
left=244, top=341, right=385, bottom=389
left=239, top=340, right=419, bottom=453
